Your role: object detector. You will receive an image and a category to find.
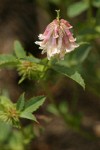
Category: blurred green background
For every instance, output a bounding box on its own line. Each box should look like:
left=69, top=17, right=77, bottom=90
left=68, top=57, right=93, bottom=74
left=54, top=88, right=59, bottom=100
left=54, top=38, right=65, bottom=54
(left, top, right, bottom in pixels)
left=0, top=0, right=100, bottom=150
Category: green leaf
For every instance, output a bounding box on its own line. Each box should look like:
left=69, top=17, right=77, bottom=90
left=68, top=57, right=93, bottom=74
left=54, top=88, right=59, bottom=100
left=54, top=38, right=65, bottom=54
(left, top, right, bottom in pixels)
left=71, top=72, right=85, bottom=89
left=16, top=93, right=25, bottom=111
left=24, top=96, right=46, bottom=113
left=92, top=0, right=100, bottom=7
left=61, top=45, right=91, bottom=66
left=23, top=55, right=41, bottom=63
left=20, top=111, right=37, bottom=122
left=73, top=45, right=91, bottom=63
left=67, top=1, right=89, bottom=17
left=18, top=75, right=26, bottom=84
left=14, top=41, right=26, bottom=59
left=53, top=65, right=85, bottom=89
left=0, top=54, right=17, bottom=67
left=0, top=96, right=13, bottom=108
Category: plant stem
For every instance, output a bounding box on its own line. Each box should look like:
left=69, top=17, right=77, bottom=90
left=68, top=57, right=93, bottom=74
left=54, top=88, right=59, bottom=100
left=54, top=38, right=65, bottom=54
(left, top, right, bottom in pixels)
left=55, top=10, right=60, bottom=21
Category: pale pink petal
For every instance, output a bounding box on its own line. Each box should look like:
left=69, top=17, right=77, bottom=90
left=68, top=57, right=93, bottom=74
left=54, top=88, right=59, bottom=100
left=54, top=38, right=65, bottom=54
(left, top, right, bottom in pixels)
left=35, top=18, right=79, bottom=60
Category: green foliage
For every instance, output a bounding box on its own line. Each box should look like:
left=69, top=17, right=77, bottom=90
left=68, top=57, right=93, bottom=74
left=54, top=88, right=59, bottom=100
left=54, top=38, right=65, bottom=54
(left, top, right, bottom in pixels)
left=17, top=60, right=44, bottom=84
left=66, top=44, right=91, bottom=65
left=92, top=0, right=100, bottom=7
left=47, top=102, right=69, bottom=116
left=0, top=94, right=45, bottom=127
left=0, top=96, right=19, bottom=127
left=48, top=101, right=82, bottom=129
left=0, top=54, right=17, bottom=67
left=16, top=93, right=25, bottom=111
left=71, top=72, right=85, bottom=89
left=24, top=55, right=41, bottom=63
left=0, top=122, right=36, bottom=150
left=0, top=121, right=11, bottom=143
left=55, top=44, right=91, bottom=67
left=24, top=96, right=46, bottom=113
left=52, top=64, right=85, bottom=89
left=48, top=0, right=60, bottom=5
left=18, top=95, right=45, bottom=122
left=14, top=41, right=26, bottom=59
left=14, top=41, right=44, bottom=83
left=20, top=112, right=37, bottom=122
left=58, top=101, right=69, bottom=114
left=19, top=96, right=46, bottom=122
left=47, top=104, right=60, bottom=116
left=9, top=131, right=24, bottom=150
left=0, top=40, right=86, bottom=89
left=67, top=1, right=89, bottom=17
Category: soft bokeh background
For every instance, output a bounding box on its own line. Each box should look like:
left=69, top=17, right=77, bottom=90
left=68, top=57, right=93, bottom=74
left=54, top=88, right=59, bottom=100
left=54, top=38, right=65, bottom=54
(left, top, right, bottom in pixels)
left=0, top=0, right=100, bottom=150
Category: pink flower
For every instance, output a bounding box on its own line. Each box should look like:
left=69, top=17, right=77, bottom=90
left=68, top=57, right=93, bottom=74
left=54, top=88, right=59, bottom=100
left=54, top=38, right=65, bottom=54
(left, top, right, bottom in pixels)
left=35, top=18, right=79, bottom=60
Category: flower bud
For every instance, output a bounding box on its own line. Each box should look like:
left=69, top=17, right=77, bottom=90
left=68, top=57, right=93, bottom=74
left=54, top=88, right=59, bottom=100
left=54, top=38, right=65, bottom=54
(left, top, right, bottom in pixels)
left=17, top=60, right=44, bottom=83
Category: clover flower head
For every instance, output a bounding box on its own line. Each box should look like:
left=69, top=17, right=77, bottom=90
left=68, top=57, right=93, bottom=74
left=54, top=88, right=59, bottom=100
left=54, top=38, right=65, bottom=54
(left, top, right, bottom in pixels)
left=35, top=10, right=79, bottom=60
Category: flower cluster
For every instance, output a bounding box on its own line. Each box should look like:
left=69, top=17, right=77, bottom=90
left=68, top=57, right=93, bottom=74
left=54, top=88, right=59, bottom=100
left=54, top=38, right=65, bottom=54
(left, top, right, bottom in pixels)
left=35, top=14, right=79, bottom=60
